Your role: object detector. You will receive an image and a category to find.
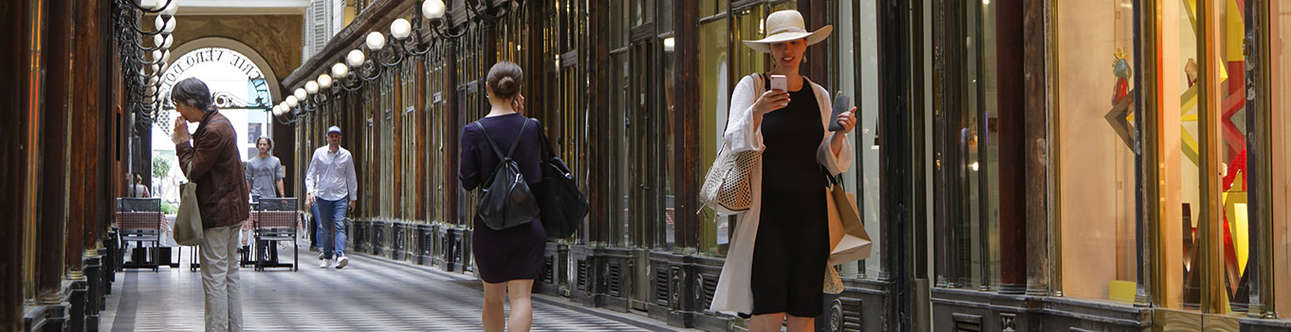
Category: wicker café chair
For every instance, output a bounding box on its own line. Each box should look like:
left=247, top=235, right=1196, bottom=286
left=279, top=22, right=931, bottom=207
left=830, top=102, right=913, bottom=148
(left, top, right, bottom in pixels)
left=252, top=197, right=301, bottom=271
left=116, top=198, right=163, bottom=271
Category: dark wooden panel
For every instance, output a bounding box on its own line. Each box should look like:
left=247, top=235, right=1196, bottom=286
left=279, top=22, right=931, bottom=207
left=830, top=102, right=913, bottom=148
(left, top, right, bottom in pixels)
left=1022, top=0, right=1052, bottom=296
left=36, top=0, right=72, bottom=300
left=0, top=0, right=34, bottom=329
left=673, top=0, right=699, bottom=249
left=993, top=0, right=1027, bottom=293
left=877, top=0, right=914, bottom=329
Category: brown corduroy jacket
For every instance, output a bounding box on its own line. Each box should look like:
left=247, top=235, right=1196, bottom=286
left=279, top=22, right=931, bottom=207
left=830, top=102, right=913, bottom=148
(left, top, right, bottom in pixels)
left=177, top=111, right=250, bottom=229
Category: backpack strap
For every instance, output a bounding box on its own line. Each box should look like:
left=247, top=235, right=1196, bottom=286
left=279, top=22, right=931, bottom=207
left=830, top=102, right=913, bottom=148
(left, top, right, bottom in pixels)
left=472, top=121, right=507, bottom=160
left=473, top=118, right=531, bottom=161
left=504, top=119, right=530, bottom=159
left=535, top=119, right=556, bottom=160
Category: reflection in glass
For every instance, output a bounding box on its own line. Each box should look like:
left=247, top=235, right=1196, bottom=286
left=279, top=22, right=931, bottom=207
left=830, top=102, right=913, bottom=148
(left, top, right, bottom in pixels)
left=832, top=0, right=882, bottom=280
left=699, top=18, right=729, bottom=256
left=662, top=35, right=678, bottom=248
left=612, top=53, right=630, bottom=247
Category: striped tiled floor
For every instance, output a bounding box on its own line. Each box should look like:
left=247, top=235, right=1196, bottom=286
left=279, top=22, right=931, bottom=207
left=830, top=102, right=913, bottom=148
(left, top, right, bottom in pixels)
left=100, top=246, right=680, bottom=331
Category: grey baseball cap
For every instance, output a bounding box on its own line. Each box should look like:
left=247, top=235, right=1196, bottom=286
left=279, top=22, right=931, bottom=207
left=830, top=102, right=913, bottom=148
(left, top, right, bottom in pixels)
left=327, top=126, right=341, bottom=135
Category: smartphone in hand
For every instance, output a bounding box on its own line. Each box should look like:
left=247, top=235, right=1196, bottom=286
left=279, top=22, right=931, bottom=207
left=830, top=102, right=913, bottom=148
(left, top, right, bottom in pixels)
left=829, top=94, right=852, bottom=132
left=769, top=75, right=787, bottom=91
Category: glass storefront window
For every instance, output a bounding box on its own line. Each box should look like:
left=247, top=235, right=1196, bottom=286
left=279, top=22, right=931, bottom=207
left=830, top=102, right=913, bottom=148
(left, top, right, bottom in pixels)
left=832, top=0, right=883, bottom=280
left=1211, top=0, right=1253, bottom=313
left=932, top=0, right=1000, bottom=291
left=700, top=0, right=726, bottom=18
left=425, top=52, right=447, bottom=223
left=661, top=32, right=677, bottom=248
left=1055, top=0, right=1139, bottom=304
left=698, top=17, right=728, bottom=256
left=611, top=52, right=630, bottom=247
left=734, top=6, right=767, bottom=78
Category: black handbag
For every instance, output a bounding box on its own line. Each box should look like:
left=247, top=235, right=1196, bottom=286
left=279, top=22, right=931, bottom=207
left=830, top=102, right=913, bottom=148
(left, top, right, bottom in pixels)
left=534, top=128, right=588, bottom=239
left=473, top=120, right=540, bottom=231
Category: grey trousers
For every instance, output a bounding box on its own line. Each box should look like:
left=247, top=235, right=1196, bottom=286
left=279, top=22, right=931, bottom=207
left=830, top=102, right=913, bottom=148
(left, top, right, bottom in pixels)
left=200, top=225, right=243, bottom=332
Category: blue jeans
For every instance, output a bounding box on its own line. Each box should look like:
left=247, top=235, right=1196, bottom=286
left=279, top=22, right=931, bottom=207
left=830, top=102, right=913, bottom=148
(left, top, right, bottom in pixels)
left=313, top=196, right=348, bottom=259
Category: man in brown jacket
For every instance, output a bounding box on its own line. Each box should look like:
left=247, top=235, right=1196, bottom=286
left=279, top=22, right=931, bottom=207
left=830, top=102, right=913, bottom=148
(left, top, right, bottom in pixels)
left=171, top=77, right=250, bottom=332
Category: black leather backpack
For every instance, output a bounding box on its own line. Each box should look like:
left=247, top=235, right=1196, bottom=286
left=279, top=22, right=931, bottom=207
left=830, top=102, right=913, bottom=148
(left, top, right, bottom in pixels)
left=473, top=120, right=540, bottom=230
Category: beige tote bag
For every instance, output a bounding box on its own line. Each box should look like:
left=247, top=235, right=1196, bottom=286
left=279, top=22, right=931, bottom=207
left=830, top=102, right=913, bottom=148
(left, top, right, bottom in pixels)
left=174, top=163, right=204, bottom=246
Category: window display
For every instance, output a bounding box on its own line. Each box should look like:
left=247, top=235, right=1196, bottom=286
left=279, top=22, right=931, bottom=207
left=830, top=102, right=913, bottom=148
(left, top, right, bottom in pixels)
left=1056, top=0, right=1139, bottom=303
left=699, top=17, right=728, bottom=255
left=1212, top=0, right=1252, bottom=313
left=832, top=0, right=883, bottom=280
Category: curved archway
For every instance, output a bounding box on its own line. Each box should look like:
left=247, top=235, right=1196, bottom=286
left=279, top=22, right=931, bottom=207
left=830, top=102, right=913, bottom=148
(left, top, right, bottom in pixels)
left=164, top=36, right=282, bottom=103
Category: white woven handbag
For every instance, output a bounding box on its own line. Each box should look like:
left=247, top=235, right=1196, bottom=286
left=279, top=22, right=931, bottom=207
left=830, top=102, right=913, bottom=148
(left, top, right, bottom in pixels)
left=698, top=144, right=760, bottom=215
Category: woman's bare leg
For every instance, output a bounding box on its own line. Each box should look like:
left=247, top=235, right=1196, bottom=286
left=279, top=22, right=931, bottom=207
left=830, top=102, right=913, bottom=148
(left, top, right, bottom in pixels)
left=786, top=315, right=815, bottom=332
left=505, top=279, right=535, bottom=332
left=748, top=313, right=786, bottom=332
left=481, top=281, right=508, bottom=332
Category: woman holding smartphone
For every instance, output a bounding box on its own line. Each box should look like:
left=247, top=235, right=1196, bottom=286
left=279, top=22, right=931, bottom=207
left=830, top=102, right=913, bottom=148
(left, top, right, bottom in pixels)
left=709, top=9, right=857, bottom=332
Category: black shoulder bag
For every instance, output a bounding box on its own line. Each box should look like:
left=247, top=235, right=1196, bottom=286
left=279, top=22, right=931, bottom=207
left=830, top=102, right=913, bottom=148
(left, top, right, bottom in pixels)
left=534, top=122, right=588, bottom=239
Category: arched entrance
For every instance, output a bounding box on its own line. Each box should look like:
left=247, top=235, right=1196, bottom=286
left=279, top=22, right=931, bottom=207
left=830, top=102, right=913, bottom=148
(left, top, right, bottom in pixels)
left=148, top=38, right=281, bottom=203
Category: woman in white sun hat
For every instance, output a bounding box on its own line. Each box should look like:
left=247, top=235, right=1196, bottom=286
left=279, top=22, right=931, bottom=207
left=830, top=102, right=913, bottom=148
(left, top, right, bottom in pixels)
left=709, top=9, right=856, bottom=332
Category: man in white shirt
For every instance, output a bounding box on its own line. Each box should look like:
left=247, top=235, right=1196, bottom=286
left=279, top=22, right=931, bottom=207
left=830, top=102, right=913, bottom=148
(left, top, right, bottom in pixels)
left=306, top=126, right=358, bottom=269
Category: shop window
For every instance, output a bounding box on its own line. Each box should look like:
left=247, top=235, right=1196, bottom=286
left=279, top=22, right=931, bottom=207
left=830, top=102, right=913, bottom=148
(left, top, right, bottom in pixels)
left=426, top=49, right=448, bottom=223
left=455, top=26, right=482, bottom=226
left=661, top=31, right=678, bottom=248
left=1272, top=0, right=1291, bottom=318
left=495, top=2, right=527, bottom=63
left=701, top=0, right=726, bottom=18
left=1210, top=0, right=1254, bottom=313
left=402, top=59, right=419, bottom=221
left=932, top=0, right=1000, bottom=291
left=831, top=0, right=884, bottom=280
left=698, top=17, right=729, bottom=256
left=734, top=6, right=767, bottom=78
left=610, top=52, right=630, bottom=246
left=1055, top=0, right=1139, bottom=304
left=657, top=0, right=678, bottom=249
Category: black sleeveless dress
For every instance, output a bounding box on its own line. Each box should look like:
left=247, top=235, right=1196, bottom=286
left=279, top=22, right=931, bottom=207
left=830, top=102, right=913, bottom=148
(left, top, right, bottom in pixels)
left=750, top=82, right=829, bottom=317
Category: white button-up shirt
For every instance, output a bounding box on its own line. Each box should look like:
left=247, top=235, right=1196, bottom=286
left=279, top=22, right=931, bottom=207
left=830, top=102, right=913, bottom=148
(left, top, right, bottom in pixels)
left=305, top=145, right=357, bottom=202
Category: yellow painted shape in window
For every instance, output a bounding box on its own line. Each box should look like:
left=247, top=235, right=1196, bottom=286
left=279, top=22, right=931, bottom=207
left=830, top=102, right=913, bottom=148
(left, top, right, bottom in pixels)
left=1181, top=0, right=1228, bottom=81
left=1224, top=172, right=1248, bottom=275
left=1226, top=0, right=1244, bottom=62
left=1181, top=126, right=1201, bottom=165
left=1109, top=280, right=1137, bottom=304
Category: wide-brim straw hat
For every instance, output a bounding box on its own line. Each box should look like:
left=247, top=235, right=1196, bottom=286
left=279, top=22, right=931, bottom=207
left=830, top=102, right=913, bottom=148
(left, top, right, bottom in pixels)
left=742, top=9, right=833, bottom=53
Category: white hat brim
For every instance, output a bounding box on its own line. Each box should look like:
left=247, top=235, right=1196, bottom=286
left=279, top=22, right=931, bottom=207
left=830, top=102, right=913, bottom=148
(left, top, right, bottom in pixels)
left=742, top=25, right=833, bottom=53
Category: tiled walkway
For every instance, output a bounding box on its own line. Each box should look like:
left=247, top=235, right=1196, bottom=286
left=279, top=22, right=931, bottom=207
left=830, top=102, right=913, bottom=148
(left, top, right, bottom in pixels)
left=99, top=247, right=679, bottom=331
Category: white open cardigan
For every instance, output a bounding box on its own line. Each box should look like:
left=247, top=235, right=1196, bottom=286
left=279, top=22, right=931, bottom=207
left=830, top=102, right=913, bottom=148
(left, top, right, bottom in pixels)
left=709, top=74, right=853, bottom=316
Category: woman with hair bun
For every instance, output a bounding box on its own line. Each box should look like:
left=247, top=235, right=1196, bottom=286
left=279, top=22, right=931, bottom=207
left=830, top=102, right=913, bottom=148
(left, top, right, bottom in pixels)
left=458, top=61, right=545, bottom=332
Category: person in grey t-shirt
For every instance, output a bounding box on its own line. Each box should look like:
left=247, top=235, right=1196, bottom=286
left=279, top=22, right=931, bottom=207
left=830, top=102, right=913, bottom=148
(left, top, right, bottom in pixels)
left=245, top=136, right=286, bottom=263
left=245, top=137, right=285, bottom=198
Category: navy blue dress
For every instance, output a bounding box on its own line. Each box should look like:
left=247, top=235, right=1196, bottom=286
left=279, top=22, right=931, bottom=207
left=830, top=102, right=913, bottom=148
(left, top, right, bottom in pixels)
left=458, top=113, right=547, bottom=283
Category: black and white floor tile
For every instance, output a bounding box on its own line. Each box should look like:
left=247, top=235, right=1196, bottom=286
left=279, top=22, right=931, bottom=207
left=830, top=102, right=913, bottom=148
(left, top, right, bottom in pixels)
left=100, top=246, right=683, bottom=331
